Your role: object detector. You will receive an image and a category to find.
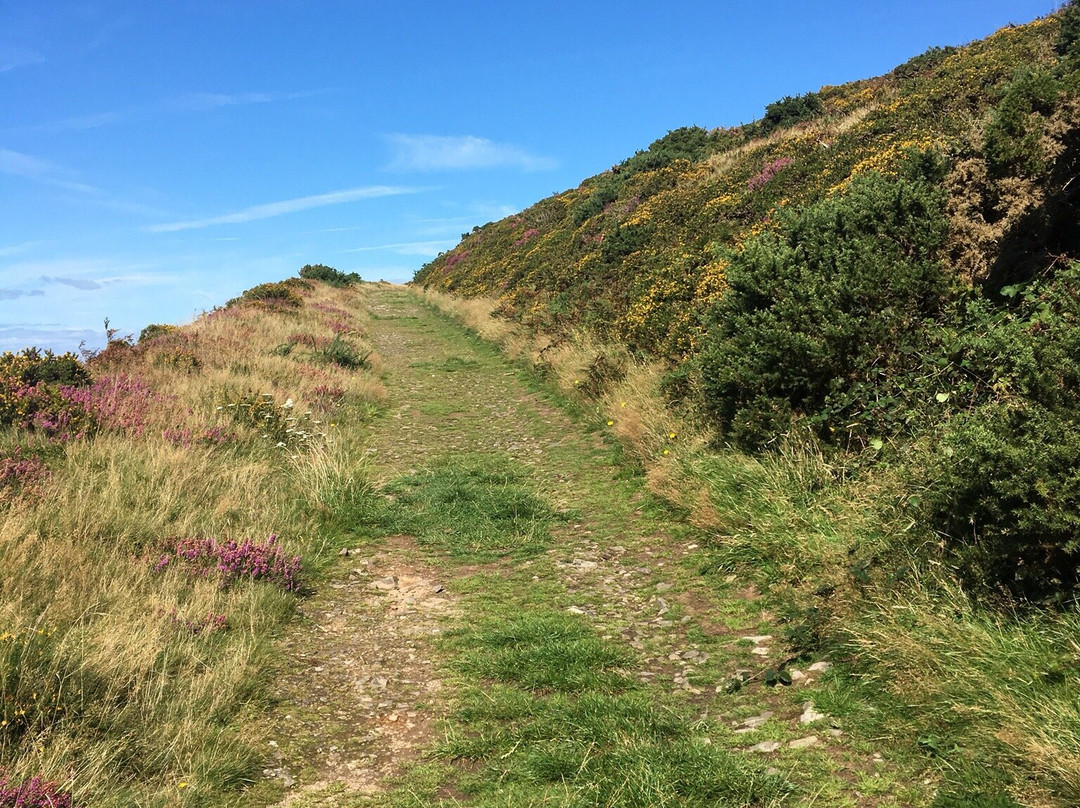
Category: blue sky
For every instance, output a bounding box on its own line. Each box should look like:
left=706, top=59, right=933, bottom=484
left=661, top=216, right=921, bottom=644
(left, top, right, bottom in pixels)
left=0, top=0, right=1059, bottom=353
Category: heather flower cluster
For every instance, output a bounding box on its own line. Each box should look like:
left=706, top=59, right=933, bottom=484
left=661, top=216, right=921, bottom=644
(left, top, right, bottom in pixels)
left=0, top=360, right=164, bottom=442
left=0, top=771, right=76, bottom=808
left=513, top=228, right=540, bottom=247
left=64, top=374, right=163, bottom=437
left=747, top=156, right=794, bottom=191
left=154, top=534, right=302, bottom=591
left=445, top=251, right=469, bottom=268
left=311, top=384, right=346, bottom=410
left=0, top=450, right=50, bottom=500
left=287, top=333, right=332, bottom=351
left=310, top=302, right=350, bottom=318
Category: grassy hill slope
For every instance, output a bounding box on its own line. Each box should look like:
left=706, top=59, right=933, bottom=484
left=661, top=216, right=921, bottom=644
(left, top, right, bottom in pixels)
left=416, top=13, right=1075, bottom=359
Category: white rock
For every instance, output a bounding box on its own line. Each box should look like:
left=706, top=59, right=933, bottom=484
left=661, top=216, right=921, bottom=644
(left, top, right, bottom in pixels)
left=800, top=701, right=827, bottom=723
left=749, top=741, right=781, bottom=753
left=789, top=735, right=819, bottom=749
left=734, top=711, right=774, bottom=733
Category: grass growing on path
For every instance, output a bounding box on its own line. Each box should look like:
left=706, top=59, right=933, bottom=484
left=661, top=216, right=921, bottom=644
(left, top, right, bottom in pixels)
left=431, top=611, right=793, bottom=808
left=376, top=457, right=568, bottom=562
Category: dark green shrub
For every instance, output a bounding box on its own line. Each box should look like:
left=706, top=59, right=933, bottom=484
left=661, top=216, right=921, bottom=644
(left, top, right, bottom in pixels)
left=699, top=155, right=952, bottom=450
left=620, top=126, right=721, bottom=172
left=572, top=180, right=619, bottom=226
left=227, top=281, right=304, bottom=309
left=1057, top=0, right=1080, bottom=60
left=926, top=401, right=1080, bottom=602
left=600, top=223, right=651, bottom=264
left=298, top=264, right=360, bottom=286
left=760, top=92, right=824, bottom=135
left=314, top=334, right=370, bottom=370
left=921, top=263, right=1080, bottom=601
left=984, top=68, right=1060, bottom=178
left=891, top=45, right=958, bottom=80
left=138, top=323, right=178, bottom=344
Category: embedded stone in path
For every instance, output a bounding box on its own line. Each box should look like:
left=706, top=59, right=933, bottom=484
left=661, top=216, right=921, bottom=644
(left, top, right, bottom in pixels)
left=734, top=711, right=774, bottom=733
left=800, top=701, right=827, bottom=724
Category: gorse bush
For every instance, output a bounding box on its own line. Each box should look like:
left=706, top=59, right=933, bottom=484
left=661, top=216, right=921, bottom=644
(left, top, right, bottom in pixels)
left=984, top=67, right=1060, bottom=178
left=698, top=153, right=952, bottom=450
left=227, top=281, right=304, bottom=309
left=137, top=323, right=177, bottom=344
left=927, top=401, right=1080, bottom=602
left=759, top=91, right=824, bottom=135
left=0, top=349, right=89, bottom=388
left=922, top=262, right=1080, bottom=602
left=298, top=263, right=361, bottom=287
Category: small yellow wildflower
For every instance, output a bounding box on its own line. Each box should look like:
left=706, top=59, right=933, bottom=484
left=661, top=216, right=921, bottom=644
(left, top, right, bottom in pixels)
left=606, top=420, right=614, bottom=426
left=668, top=432, right=677, bottom=439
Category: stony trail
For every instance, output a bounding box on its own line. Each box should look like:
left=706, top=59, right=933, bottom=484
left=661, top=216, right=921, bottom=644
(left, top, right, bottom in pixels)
left=246, top=286, right=907, bottom=807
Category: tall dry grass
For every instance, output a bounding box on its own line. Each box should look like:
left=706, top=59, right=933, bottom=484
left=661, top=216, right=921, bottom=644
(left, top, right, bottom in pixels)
left=0, top=279, right=386, bottom=805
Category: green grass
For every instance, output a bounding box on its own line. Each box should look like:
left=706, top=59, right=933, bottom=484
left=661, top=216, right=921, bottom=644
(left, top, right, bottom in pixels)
left=377, top=455, right=566, bottom=562
left=434, top=612, right=792, bottom=808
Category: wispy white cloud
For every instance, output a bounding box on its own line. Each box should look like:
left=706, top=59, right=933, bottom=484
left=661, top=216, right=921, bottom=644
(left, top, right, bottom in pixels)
left=386, top=134, right=557, bottom=172
left=0, top=147, right=97, bottom=193
left=0, top=288, right=44, bottom=301
left=147, top=185, right=421, bottom=233
left=41, top=275, right=101, bottom=291
left=0, top=326, right=101, bottom=354
left=171, top=90, right=327, bottom=112
left=341, top=240, right=456, bottom=257
left=0, top=46, right=45, bottom=74
left=0, top=148, right=164, bottom=216
left=1, top=259, right=164, bottom=290
left=15, top=90, right=330, bottom=135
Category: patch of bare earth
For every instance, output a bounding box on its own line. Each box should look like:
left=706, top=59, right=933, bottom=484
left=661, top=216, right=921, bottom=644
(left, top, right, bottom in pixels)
left=263, top=538, right=457, bottom=805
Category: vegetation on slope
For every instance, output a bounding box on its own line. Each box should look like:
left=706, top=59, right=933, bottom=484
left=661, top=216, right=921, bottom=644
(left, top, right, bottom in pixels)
left=411, top=5, right=1080, bottom=805
left=0, top=273, right=384, bottom=806
left=417, top=6, right=1080, bottom=604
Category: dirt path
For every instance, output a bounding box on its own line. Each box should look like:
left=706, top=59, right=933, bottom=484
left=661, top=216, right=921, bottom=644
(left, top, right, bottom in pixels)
left=246, top=286, right=914, bottom=807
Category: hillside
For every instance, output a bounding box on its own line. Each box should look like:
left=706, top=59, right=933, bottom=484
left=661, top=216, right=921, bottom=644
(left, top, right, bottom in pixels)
left=416, top=12, right=1077, bottom=360
left=416, top=6, right=1080, bottom=603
